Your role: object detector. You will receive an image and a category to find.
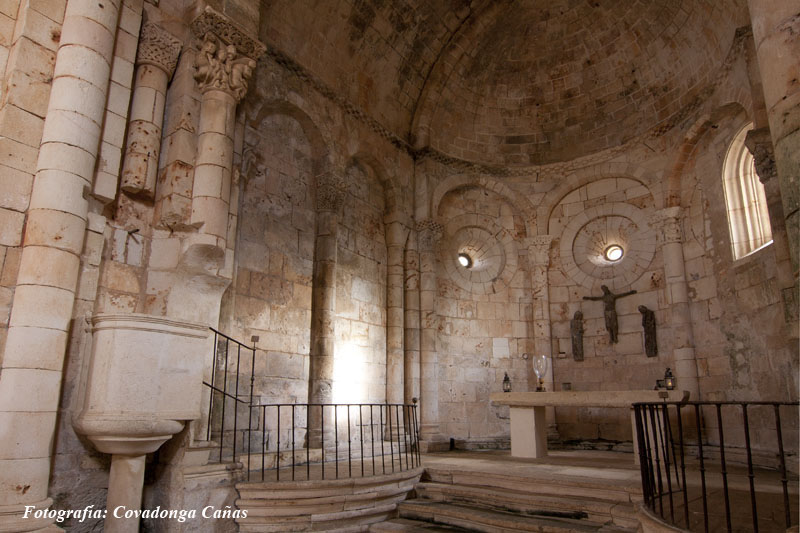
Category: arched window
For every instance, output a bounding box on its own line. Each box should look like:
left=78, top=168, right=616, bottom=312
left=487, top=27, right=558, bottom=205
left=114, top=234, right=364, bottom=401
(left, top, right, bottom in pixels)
left=722, top=123, right=772, bottom=260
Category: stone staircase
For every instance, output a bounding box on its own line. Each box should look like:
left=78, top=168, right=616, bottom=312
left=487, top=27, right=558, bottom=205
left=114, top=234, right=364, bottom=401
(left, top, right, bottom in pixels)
left=370, top=458, right=641, bottom=532
left=235, top=467, right=424, bottom=532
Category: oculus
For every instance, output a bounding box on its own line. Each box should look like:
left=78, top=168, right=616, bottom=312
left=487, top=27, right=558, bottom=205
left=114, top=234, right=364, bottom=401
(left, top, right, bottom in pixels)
left=604, top=244, right=624, bottom=262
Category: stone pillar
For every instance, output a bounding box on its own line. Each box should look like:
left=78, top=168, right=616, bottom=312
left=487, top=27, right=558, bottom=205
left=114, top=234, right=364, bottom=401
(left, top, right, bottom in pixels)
left=308, top=173, right=345, bottom=447
left=385, top=216, right=408, bottom=405
left=105, top=455, right=147, bottom=533
left=528, top=236, right=554, bottom=392
left=650, top=208, right=700, bottom=399
left=528, top=236, right=558, bottom=435
left=119, top=23, right=182, bottom=198
left=745, top=129, right=797, bottom=297
left=746, top=0, right=800, bottom=275
left=404, top=231, right=421, bottom=405
left=417, top=219, right=445, bottom=450
left=189, top=29, right=259, bottom=249
left=0, top=1, right=122, bottom=529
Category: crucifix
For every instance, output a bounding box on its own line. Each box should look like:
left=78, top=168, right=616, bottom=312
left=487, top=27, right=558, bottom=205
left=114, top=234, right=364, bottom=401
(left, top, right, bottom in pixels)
left=583, top=285, right=637, bottom=344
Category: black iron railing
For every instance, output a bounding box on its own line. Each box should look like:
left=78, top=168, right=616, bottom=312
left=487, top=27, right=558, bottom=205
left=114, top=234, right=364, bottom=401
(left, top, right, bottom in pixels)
left=204, top=328, right=257, bottom=463
left=634, top=401, right=798, bottom=533
left=244, top=403, right=421, bottom=482
left=203, top=329, right=421, bottom=482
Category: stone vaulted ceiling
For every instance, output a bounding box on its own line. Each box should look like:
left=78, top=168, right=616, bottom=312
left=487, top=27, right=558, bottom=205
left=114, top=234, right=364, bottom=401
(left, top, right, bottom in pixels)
left=259, top=0, right=749, bottom=166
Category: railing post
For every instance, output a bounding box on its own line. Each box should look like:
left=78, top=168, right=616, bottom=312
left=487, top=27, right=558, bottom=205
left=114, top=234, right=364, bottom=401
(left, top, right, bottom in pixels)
left=741, top=404, right=759, bottom=532
left=773, top=405, right=791, bottom=529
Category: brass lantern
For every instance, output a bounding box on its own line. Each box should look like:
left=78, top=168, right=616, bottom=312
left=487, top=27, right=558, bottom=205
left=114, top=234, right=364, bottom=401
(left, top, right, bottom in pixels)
left=664, top=368, right=675, bottom=390
left=502, top=372, right=512, bottom=393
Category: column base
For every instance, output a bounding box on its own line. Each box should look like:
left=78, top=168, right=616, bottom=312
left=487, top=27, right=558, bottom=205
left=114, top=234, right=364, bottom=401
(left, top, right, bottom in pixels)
left=418, top=425, right=449, bottom=452
left=419, top=438, right=450, bottom=453
left=0, top=499, right=59, bottom=532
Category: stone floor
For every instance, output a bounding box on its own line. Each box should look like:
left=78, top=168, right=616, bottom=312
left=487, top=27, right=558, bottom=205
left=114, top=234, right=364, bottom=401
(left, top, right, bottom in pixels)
left=417, top=450, right=798, bottom=533
left=237, top=448, right=799, bottom=532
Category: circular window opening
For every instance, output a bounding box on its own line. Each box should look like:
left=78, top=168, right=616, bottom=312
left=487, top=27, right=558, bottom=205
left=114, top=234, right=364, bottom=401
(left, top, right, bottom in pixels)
left=457, top=253, right=473, bottom=269
left=604, top=245, right=624, bottom=262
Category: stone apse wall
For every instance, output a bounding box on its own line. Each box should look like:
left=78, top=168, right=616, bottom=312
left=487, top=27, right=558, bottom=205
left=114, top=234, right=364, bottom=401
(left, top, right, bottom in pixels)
left=0, top=0, right=797, bottom=529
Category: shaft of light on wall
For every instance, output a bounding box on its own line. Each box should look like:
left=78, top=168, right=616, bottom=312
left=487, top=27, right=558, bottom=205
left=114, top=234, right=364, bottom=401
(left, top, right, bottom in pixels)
left=332, top=342, right=370, bottom=403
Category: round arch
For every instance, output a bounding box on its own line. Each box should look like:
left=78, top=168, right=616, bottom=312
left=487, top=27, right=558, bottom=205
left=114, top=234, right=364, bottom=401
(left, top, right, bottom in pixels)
left=430, top=174, right=537, bottom=237
left=538, top=161, right=656, bottom=233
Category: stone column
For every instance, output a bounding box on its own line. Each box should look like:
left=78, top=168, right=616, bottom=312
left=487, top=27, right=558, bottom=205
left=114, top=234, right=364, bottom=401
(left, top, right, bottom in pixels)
left=650, top=208, right=700, bottom=399
left=417, top=219, right=445, bottom=450
left=385, top=216, right=408, bottom=406
left=528, top=236, right=554, bottom=391
left=745, top=129, right=797, bottom=302
left=404, top=231, right=421, bottom=405
left=189, top=30, right=258, bottom=249
left=308, top=173, right=345, bottom=447
left=105, top=455, right=147, bottom=533
left=0, top=1, right=122, bottom=529
left=746, top=0, right=800, bottom=275
left=119, top=23, right=182, bottom=198
left=528, top=236, right=558, bottom=434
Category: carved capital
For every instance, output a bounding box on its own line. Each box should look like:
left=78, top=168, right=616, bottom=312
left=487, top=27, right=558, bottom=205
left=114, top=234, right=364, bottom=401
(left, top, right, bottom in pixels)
left=193, top=32, right=257, bottom=100
left=527, top=235, right=554, bottom=266
left=649, top=207, right=683, bottom=245
left=416, top=219, right=443, bottom=251
left=316, top=173, right=346, bottom=212
left=744, top=127, right=777, bottom=185
left=137, top=23, right=182, bottom=75
left=190, top=6, right=265, bottom=60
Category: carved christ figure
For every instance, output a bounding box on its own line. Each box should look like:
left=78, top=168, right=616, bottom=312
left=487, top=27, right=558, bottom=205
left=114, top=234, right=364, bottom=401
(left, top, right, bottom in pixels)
left=583, top=285, right=637, bottom=344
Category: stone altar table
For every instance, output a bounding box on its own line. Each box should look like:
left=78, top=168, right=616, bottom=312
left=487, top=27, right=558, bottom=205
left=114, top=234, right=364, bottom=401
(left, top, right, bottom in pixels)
left=490, top=390, right=690, bottom=460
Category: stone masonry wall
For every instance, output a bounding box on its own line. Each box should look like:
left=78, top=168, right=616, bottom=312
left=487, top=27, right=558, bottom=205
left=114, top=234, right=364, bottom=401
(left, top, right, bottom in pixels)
left=231, top=114, right=316, bottom=406
left=333, top=161, right=388, bottom=404
left=434, top=183, right=531, bottom=446
left=548, top=177, right=664, bottom=443
left=680, top=109, right=798, bottom=455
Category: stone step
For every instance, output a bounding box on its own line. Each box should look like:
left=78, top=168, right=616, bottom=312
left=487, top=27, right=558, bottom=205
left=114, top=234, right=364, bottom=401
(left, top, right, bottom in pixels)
left=237, top=447, right=324, bottom=470
left=237, top=484, right=411, bottom=516
left=237, top=467, right=422, bottom=498
left=397, top=501, right=637, bottom=533
left=235, top=467, right=423, bottom=532
left=216, top=441, right=411, bottom=469
left=423, top=467, right=641, bottom=504
left=370, top=518, right=475, bottom=532
left=414, top=482, right=638, bottom=529
left=183, top=439, right=219, bottom=467
left=237, top=501, right=397, bottom=532
left=184, top=460, right=244, bottom=478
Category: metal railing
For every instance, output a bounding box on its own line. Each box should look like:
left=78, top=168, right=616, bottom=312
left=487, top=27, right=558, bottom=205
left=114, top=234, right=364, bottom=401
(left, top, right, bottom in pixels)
left=203, top=329, right=421, bottom=482
left=244, top=403, right=421, bottom=482
left=633, top=401, right=798, bottom=532
left=204, top=328, right=257, bottom=463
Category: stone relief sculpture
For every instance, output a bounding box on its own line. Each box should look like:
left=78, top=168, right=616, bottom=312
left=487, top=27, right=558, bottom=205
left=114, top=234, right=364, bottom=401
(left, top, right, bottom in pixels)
left=638, top=305, right=658, bottom=357
left=570, top=310, right=584, bottom=361
left=194, top=33, right=257, bottom=99
left=583, top=285, right=637, bottom=343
